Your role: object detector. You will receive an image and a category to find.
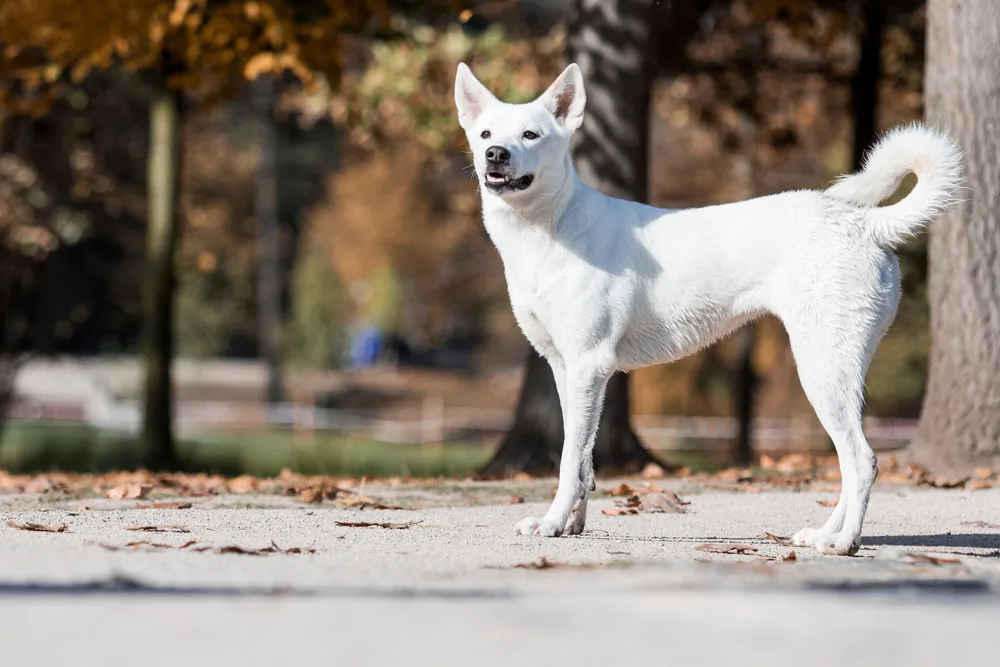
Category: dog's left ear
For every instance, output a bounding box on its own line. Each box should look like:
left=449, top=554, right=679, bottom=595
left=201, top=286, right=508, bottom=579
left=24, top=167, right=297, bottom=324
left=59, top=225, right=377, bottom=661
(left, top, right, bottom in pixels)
left=539, top=63, right=586, bottom=131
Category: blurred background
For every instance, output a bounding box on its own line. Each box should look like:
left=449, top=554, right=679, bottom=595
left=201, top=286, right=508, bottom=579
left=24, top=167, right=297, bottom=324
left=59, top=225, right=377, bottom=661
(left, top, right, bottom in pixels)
left=0, top=0, right=941, bottom=477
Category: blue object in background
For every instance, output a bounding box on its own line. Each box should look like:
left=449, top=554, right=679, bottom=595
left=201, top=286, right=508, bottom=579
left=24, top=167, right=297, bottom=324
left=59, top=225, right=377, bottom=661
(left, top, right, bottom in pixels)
left=349, top=325, right=383, bottom=369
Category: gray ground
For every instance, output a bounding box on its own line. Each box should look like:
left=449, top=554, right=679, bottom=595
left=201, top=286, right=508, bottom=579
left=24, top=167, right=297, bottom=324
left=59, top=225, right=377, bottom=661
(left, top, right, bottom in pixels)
left=2, top=480, right=999, bottom=665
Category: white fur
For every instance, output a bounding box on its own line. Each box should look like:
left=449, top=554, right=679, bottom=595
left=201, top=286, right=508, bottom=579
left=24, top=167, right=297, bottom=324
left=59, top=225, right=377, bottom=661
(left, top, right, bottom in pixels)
left=455, top=64, right=964, bottom=555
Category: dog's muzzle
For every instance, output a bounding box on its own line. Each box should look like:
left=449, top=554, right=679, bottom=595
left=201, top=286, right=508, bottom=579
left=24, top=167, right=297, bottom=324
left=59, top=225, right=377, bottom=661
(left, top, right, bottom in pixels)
left=483, top=146, right=534, bottom=192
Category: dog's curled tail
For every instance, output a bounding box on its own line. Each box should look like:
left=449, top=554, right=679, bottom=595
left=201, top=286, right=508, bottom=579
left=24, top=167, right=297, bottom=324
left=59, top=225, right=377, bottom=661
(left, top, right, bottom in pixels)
left=826, top=123, right=964, bottom=248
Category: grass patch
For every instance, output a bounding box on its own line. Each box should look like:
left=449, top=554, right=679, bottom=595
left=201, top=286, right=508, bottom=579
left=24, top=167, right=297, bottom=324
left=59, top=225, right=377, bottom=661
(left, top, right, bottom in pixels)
left=0, top=421, right=491, bottom=478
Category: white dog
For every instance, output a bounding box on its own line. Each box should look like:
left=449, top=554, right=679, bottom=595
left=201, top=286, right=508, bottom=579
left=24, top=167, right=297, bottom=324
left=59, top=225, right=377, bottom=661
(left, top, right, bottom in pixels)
left=455, top=62, right=963, bottom=555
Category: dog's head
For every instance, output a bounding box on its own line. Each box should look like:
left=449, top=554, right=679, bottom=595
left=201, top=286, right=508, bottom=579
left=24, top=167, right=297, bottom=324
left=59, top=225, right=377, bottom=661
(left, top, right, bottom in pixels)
left=455, top=63, right=585, bottom=201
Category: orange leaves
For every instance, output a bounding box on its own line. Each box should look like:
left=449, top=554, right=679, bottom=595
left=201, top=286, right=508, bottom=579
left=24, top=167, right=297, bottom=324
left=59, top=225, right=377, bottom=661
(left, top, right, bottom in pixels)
left=0, top=0, right=393, bottom=115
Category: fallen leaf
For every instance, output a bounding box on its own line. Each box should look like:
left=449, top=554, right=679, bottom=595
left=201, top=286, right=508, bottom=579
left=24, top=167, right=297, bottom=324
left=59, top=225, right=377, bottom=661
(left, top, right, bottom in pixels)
left=512, top=472, right=533, bottom=481
left=135, top=501, right=193, bottom=509
left=605, top=483, right=638, bottom=497
left=817, top=499, right=839, bottom=507
left=75, top=505, right=90, bottom=511
left=639, top=492, right=687, bottom=514
left=106, top=483, right=152, bottom=500
left=781, top=550, right=798, bottom=562
left=715, top=468, right=754, bottom=483
left=641, top=462, right=666, bottom=479
left=297, top=486, right=325, bottom=504
left=775, top=454, right=812, bottom=474
left=509, top=496, right=525, bottom=504
left=919, top=476, right=970, bottom=489
left=696, top=543, right=758, bottom=555
left=969, top=480, right=995, bottom=490
left=602, top=507, right=639, bottom=516
left=226, top=475, right=259, bottom=494
left=24, top=477, right=58, bottom=494
left=973, top=467, right=994, bottom=481
left=759, top=454, right=777, bottom=470
left=762, top=532, right=793, bottom=546
left=737, top=482, right=763, bottom=493
left=101, top=539, right=198, bottom=551
left=125, top=525, right=190, bottom=534
left=335, top=496, right=407, bottom=510
left=961, top=520, right=1000, bottom=530
left=6, top=520, right=69, bottom=533
left=905, top=553, right=963, bottom=566
left=334, top=520, right=421, bottom=529
left=514, top=557, right=587, bottom=570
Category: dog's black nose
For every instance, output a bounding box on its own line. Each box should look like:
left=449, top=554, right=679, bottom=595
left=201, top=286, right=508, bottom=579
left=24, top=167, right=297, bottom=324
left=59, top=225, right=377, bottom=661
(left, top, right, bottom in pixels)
left=485, top=146, right=510, bottom=163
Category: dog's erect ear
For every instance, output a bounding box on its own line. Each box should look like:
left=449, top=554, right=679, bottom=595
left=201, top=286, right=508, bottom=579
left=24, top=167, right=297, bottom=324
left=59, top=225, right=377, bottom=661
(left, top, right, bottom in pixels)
left=539, top=63, right=586, bottom=131
left=455, top=63, right=498, bottom=131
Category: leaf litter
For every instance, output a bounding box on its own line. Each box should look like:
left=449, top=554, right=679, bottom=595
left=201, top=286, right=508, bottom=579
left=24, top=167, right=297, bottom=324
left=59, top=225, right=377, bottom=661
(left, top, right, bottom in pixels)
left=6, top=520, right=69, bottom=533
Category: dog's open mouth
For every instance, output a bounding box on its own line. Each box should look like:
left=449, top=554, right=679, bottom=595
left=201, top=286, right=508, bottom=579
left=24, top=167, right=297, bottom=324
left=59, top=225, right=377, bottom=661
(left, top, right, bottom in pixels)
left=484, top=172, right=535, bottom=192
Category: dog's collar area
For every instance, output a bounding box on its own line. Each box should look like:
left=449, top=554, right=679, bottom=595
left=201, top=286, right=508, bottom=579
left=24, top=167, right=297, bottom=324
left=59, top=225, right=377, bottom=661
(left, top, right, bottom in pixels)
left=485, top=173, right=535, bottom=192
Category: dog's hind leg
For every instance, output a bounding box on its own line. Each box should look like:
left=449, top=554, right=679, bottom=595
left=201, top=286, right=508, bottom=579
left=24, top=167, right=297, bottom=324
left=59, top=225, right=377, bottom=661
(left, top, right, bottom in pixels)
left=516, top=356, right=611, bottom=537
left=782, top=292, right=895, bottom=555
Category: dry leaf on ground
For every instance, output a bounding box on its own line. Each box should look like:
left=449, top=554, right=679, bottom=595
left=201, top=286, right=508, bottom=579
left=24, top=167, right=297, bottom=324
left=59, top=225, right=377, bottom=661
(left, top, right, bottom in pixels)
left=135, top=501, right=193, bottom=510
left=817, top=499, right=839, bottom=507
left=639, top=492, right=687, bottom=514
left=602, top=507, right=638, bottom=516
left=641, top=463, right=666, bottom=479
left=973, top=467, right=995, bottom=481
left=715, top=468, right=754, bottom=483
left=969, top=480, right=995, bottom=490
left=605, top=483, right=638, bottom=497
left=335, top=496, right=407, bottom=510
left=696, top=543, right=758, bottom=555
left=781, top=550, right=798, bottom=562
left=961, top=520, right=1000, bottom=530
left=762, top=532, right=793, bottom=546
left=514, top=557, right=587, bottom=570
left=334, top=520, right=421, bottom=529
left=509, top=496, right=525, bottom=504
left=919, top=476, right=970, bottom=489
left=125, top=525, right=190, bottom=534
left=106, top=483, right=153, bottom=500
left=226, top=475, right=259, bottom=494
left=101, top=540, right=198, bottom=551
left=6, top=520, right=69, bottom=533
left=905, top=553, right=963, bottom=566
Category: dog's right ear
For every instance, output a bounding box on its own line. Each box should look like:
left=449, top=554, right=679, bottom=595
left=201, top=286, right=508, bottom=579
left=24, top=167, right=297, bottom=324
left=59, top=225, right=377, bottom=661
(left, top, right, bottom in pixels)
left=455, top=63, right=497, bottom=131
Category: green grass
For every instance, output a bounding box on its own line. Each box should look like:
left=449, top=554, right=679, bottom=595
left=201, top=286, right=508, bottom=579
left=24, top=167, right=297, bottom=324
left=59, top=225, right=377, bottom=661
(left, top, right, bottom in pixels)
left=0, top=421, right=491, bottom=477
left=0, top=421, right=726, bottom=478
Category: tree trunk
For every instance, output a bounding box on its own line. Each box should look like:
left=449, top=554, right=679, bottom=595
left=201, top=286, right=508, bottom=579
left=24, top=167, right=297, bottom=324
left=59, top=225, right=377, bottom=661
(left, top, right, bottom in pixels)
left=851, top=0, right=886, bottom=171
left=252, top=75, right=284, bottom=405
left=482, top=0, right=660, bottom=476
left=911, top=0, right=1000, bottom=469
left=141, top=85, right=182, bottom=470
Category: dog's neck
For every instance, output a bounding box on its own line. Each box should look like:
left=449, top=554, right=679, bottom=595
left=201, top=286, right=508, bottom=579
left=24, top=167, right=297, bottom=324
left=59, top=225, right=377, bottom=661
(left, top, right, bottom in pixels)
left=481, top=156, right=586, bottom=233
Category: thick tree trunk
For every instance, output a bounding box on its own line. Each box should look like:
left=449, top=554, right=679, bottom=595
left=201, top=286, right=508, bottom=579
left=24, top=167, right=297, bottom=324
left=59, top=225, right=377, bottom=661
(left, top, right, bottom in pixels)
left=851, top=0, right=886, bottom=171
left=252, top=75, right=285, bottom=405
left=911, top=0, right=1000, bottom=469
left=141, top=85, right=182, bottom=470
left=482, top=0, right=660, bottom=476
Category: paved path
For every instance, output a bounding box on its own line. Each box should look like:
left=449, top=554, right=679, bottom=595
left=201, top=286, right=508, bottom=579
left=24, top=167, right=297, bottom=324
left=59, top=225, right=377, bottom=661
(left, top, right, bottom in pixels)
left=1, top=482, right=998, bottom=665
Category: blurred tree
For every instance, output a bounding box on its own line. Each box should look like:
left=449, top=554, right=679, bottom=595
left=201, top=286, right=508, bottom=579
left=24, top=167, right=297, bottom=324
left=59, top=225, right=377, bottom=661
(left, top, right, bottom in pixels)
left=912, top=0, right=1000, bottom=469
left=0, top=0, right=392, bottom=467
left=483, top=0, right=663, bottom=475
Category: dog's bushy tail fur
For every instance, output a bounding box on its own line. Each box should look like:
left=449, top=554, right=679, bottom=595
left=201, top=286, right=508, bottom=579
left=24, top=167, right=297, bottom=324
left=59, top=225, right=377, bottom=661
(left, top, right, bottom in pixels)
left=826, top=123, right=964, bottom=248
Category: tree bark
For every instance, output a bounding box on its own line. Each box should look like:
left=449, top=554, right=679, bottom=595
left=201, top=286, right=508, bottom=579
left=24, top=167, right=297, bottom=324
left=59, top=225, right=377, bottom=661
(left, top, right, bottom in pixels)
left=482, top=0, right=660, bottom=476
left=911, top=0, right=1000, bottom=469
left=141, top=85, right=182, bottom=470
left=252, top=75, right=285, bottom=405
left=851, top=0, right=886, bottom=171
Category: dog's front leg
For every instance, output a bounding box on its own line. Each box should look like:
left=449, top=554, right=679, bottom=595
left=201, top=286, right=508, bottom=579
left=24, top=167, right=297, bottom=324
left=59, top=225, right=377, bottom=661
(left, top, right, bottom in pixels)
left=516, top=360, right=610, bottom=537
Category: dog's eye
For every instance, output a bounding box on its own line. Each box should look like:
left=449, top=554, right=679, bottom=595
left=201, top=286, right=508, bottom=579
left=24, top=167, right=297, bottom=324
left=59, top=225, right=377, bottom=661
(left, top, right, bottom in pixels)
left=523, top=131, right=539, bottom=140
left=480, top=130, right=491, bottom=139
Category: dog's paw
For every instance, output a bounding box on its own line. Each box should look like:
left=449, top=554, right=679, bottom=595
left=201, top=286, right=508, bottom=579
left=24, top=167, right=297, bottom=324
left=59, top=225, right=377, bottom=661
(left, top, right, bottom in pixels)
left=563, top=511, right=586, bottom=536
left=813, top=531, right=861, bottom=556
left=791, top=527, right=824, bottom=548
left=515, top=516, right=563, bottom=537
